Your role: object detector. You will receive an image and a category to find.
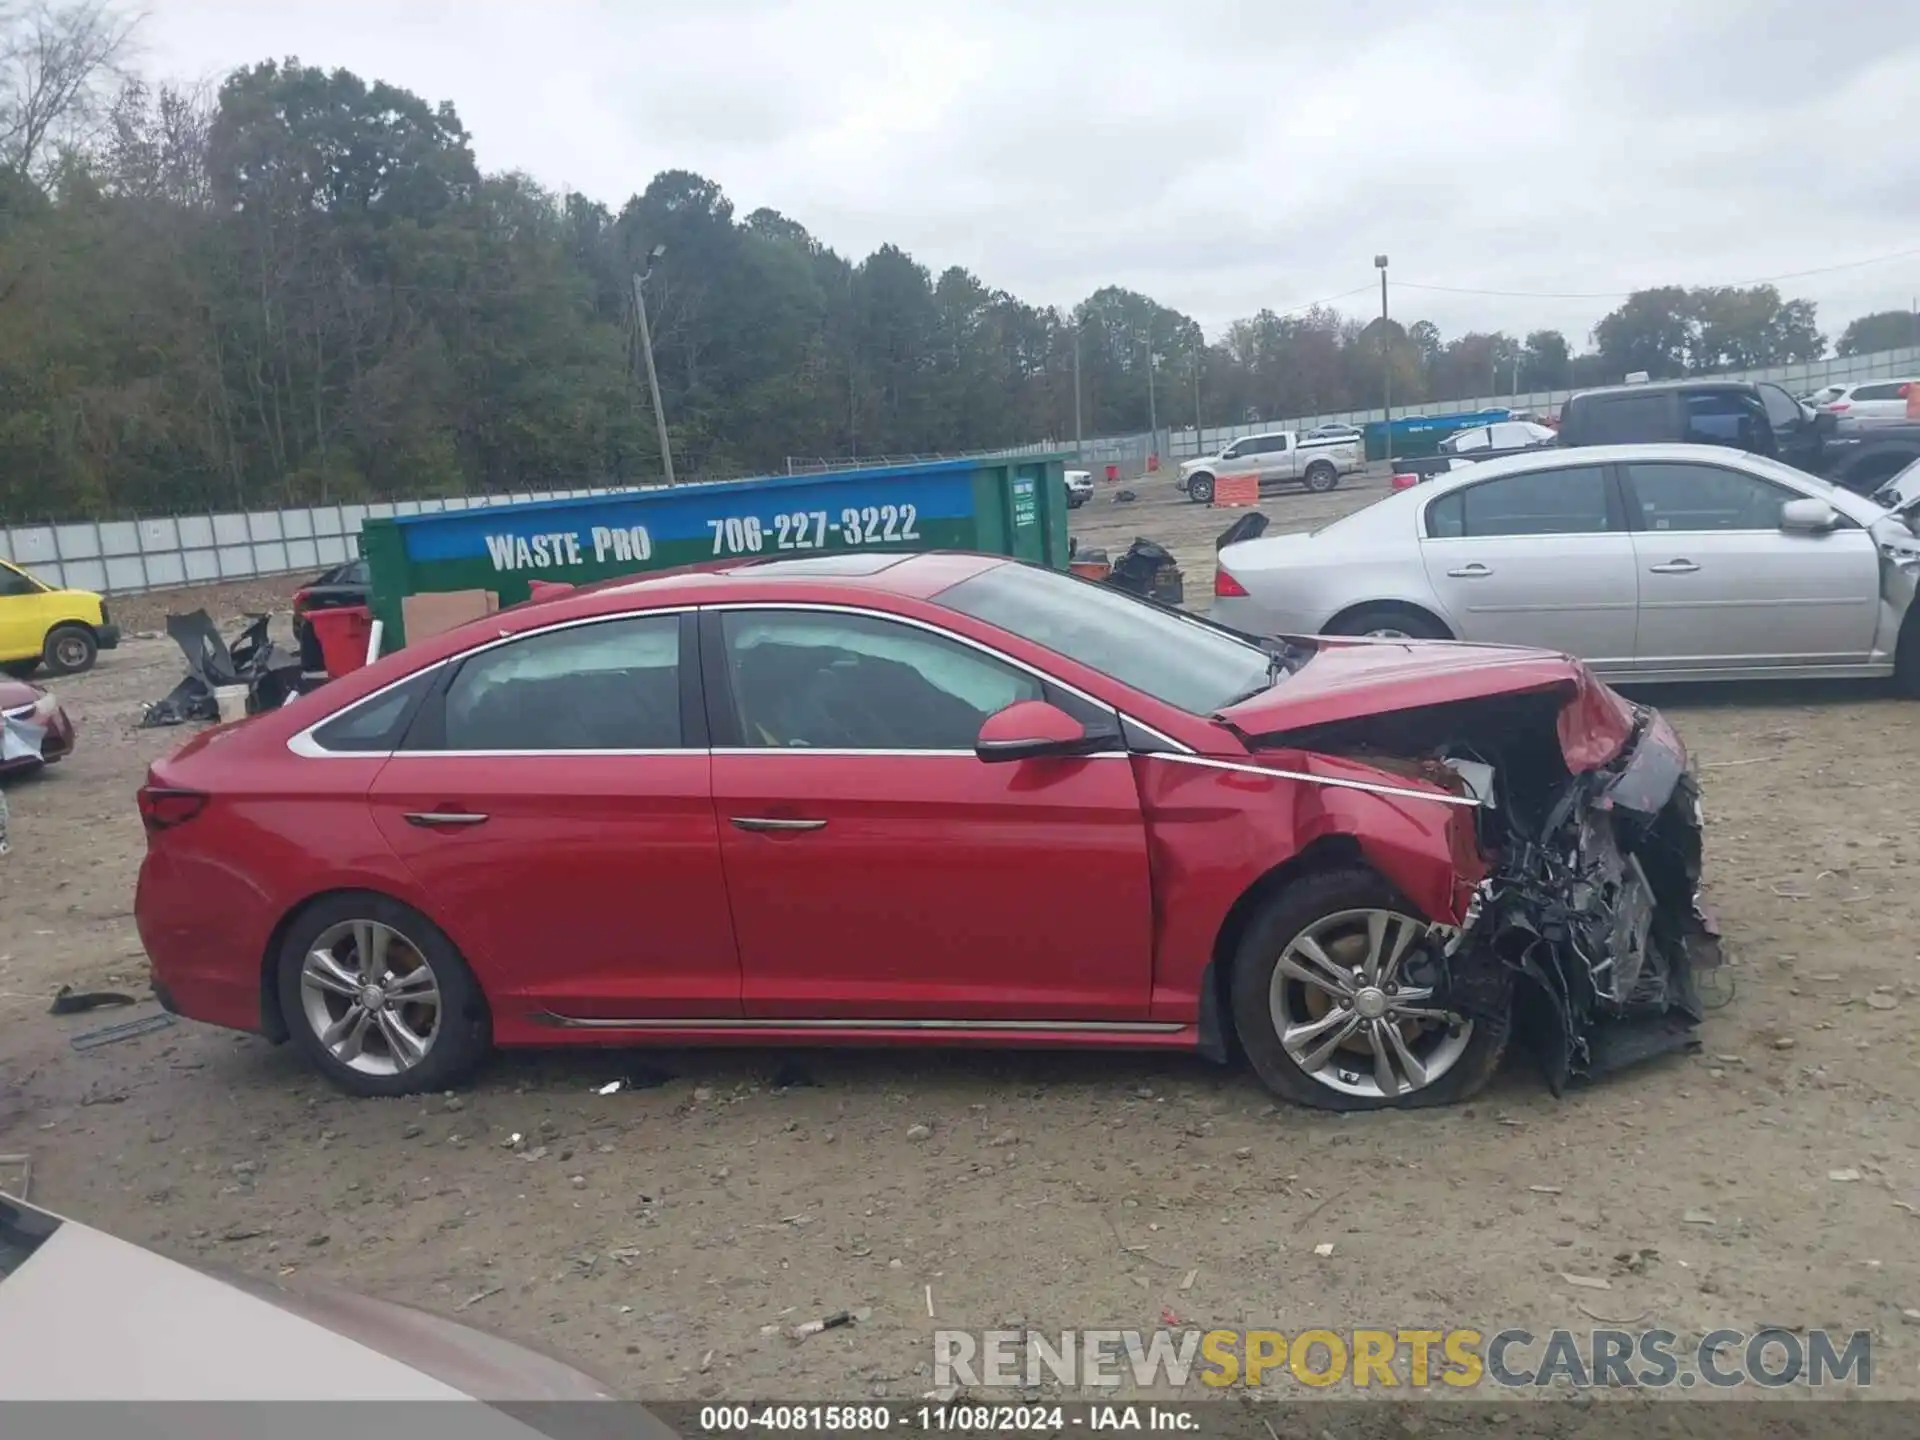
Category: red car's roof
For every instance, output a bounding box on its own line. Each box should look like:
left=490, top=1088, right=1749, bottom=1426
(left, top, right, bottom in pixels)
left=575, top=550, right=1012, bottom=609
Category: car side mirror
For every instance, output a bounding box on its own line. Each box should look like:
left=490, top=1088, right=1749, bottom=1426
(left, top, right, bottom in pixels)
left=975, top=700, right=1106, bottom=763
left=1780, top=498, right=1837, bottom=533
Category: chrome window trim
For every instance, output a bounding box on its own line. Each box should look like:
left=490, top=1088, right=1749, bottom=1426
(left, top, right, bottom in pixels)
left=287, top=599, right=1199, bottom=761
left=286, top=607, right=695, bottom=760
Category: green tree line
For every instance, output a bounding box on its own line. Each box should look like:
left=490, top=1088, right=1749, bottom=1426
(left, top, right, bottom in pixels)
left=0, top=12, right=1909, bottom=522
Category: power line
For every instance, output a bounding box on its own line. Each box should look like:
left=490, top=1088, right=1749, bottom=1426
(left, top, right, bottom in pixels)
left=1396, top=244, right=1920, bottom=302
left=1266, top=284, right=1374, bottom=317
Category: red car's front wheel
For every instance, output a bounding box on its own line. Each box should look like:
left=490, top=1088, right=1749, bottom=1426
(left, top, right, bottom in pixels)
left=1229, top=868, right=1508, bottom=1111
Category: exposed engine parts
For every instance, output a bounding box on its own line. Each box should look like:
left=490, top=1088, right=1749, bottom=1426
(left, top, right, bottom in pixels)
left=1264, top=687, right=1723, bottom=1093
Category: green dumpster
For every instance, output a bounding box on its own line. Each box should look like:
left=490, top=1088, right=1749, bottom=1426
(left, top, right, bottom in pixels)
left=362, top=455, right=1070, bottom=650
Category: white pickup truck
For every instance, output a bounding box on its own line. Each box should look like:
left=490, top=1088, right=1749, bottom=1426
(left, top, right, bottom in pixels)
left=1177, top=430, right=1364, bottom=503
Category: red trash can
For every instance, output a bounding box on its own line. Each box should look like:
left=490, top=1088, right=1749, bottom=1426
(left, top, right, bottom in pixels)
left=309, top=605, right=374, bottom=679
left=1104, top=463, right=1119, bottom=483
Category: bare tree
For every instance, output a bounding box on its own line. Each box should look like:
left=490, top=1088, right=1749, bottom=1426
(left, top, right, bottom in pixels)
left=0, top=0, right=140, bottom=181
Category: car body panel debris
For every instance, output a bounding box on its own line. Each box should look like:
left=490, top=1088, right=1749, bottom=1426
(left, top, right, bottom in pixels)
left=141, top=611, right=304, bottom=728
left=0, top=679, right=74, bottom=776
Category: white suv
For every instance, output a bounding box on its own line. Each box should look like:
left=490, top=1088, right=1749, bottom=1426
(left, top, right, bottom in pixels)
left=1811, top=379, right=1917, bottom=421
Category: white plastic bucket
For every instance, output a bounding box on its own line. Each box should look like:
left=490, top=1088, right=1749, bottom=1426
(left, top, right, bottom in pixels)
left=213, top=685, right=249, bottom=724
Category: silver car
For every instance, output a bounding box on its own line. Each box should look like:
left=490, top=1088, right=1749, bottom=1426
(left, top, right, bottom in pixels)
left=1212, top=443, right=1920, bottom=690
left=0, top=1190, right=641, bottom=1420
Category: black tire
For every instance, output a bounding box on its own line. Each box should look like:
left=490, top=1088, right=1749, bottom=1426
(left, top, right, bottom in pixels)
left=1187, top=472, right=1215, bottom=505
left=1896, top=615, right=1920, bottom=699
left=296, top=619, right=324, bottom=672
left=276, top=891, right=491, bottom=1097
left=41, top=624, right=97, bottom=676
left=1323, top=605, right=1449, bottom=641
left=1304, top=462, right=1339, bottom=493
left=1, top=659, right=37, bottom=680
left=1228, top=868, right=1508, bottom=1112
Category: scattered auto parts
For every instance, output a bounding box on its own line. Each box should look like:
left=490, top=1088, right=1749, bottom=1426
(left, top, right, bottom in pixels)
left=1106, top=537, right=1183, bottom=604
left=0, top=679, right=73, bottom=776
left=140, top=611, right=304, bottom=727
left=1251, top=683, right=1721, bottom=1092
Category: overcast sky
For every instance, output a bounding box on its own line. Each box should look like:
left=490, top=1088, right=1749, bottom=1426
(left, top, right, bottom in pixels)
left=142, top=0, right=1920, bottom=350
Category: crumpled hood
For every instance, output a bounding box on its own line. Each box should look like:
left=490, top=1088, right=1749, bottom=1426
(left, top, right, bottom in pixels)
left=0, top=679, right=44, bottom=711
left=1216, top=636, right=1639, bottom=773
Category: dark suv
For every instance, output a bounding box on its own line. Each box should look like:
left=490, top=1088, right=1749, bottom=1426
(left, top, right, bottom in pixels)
left=1556, top=379, right=1827, bottom=471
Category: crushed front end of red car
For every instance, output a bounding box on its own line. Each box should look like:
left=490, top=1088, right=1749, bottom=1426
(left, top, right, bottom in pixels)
left=1, top=682, right=74, bottom=774
left=1222, top=640, right=1721, bottom=1092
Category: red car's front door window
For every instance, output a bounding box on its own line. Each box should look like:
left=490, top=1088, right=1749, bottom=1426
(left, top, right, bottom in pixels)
left=368, top=613, right=742, bottom=1024
left=708, top=608, right=1155, bottom=1020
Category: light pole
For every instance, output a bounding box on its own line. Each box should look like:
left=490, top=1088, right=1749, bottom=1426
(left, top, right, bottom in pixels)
left=1191, top=351, right=1203, bottom=441
left=1070, top=312, right=1083, bottom=458
left=1142, top=333, right=1159, bottom=451
left=1375, top=254, right=1391, bottom=465
left=632, top=243, right=676, bottom=486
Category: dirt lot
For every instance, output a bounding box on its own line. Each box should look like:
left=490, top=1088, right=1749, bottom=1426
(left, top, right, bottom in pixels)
left=2, top=469, right=1918, bottom=1404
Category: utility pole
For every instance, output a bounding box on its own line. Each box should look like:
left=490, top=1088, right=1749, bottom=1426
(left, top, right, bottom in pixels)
left=1144, top=335, right=1159, bottom=450
left=1071, top=316, right=1083, bottom=458
left=632, top=244, right=675, bottom=486
left=1191, top=352, right=1203, bottom=439
left=1375, top=255, right=1391, bottom=464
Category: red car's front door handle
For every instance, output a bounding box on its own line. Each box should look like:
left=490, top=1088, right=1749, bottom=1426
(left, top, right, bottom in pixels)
left=730, top=816, right=827, bottom=833
left=404, top=811, right=490, bottom=828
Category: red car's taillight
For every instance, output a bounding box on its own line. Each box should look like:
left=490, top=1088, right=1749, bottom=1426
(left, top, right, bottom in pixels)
left=1391, top=472, right=1419, bottom=490
left=1214, top=566, right=1249, bottom=598
left=139, top=786, right=208, bottom=832
left=292, top=588, right=313, bottom=616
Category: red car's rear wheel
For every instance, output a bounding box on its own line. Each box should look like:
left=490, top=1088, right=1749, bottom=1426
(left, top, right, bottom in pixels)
left=276, top=892, right=491, bottom=1097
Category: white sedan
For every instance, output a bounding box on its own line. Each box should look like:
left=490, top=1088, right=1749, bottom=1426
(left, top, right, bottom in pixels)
left=1211, top=443, right=1920, bottom=691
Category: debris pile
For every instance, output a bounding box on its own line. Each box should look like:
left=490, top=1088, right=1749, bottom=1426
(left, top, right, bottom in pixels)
left=141, top=611, right=306, bottom=727
left=1106, top=538, right=1184, bottom=605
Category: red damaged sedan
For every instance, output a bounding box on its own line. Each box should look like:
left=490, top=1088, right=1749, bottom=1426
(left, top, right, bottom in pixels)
left=134, top=553, right=1718, bottom=1110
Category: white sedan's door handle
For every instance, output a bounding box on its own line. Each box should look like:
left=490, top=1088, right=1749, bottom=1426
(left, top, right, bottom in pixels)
left=1446, top=563, right=1492, bottom=578
left=1649, top=559, right=1701, bottom=574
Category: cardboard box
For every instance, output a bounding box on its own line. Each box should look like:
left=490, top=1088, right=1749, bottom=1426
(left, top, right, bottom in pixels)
left=401, top=589, right=498, bottom=643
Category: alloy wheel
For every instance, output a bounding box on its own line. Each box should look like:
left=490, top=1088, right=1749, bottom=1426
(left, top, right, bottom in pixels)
left=299, top=919, right=442, bottom=1076
left=1268, top=907, right=1471, bottom=1099
left=1364, top=626, right=1412, bottom=639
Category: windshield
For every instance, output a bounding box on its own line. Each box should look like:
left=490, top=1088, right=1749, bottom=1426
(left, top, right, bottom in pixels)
left=938, top=562, right=1272, bottom=714
left=1879, top=456, right=1920, bottom=511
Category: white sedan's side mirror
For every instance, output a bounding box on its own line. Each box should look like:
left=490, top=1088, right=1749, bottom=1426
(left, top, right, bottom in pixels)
left=1780, top=498, right=1837, bottom=533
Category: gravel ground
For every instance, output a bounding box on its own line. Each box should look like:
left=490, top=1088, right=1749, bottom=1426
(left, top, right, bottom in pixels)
left=2, top=470, right=1918, bottom=1407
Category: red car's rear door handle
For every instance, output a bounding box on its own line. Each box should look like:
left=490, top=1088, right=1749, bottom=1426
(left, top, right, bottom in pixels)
left=730, top=816, right=827, bottom=833
left=404, top=811, right=490, bottom=828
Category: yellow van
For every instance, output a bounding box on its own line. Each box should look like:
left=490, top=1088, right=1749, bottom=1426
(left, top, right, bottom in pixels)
left=0, top=558, right=120, bottom=678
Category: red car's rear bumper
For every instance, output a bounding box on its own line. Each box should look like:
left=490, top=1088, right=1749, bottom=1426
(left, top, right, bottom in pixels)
left=134, top=848, right=273, bottom=1036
